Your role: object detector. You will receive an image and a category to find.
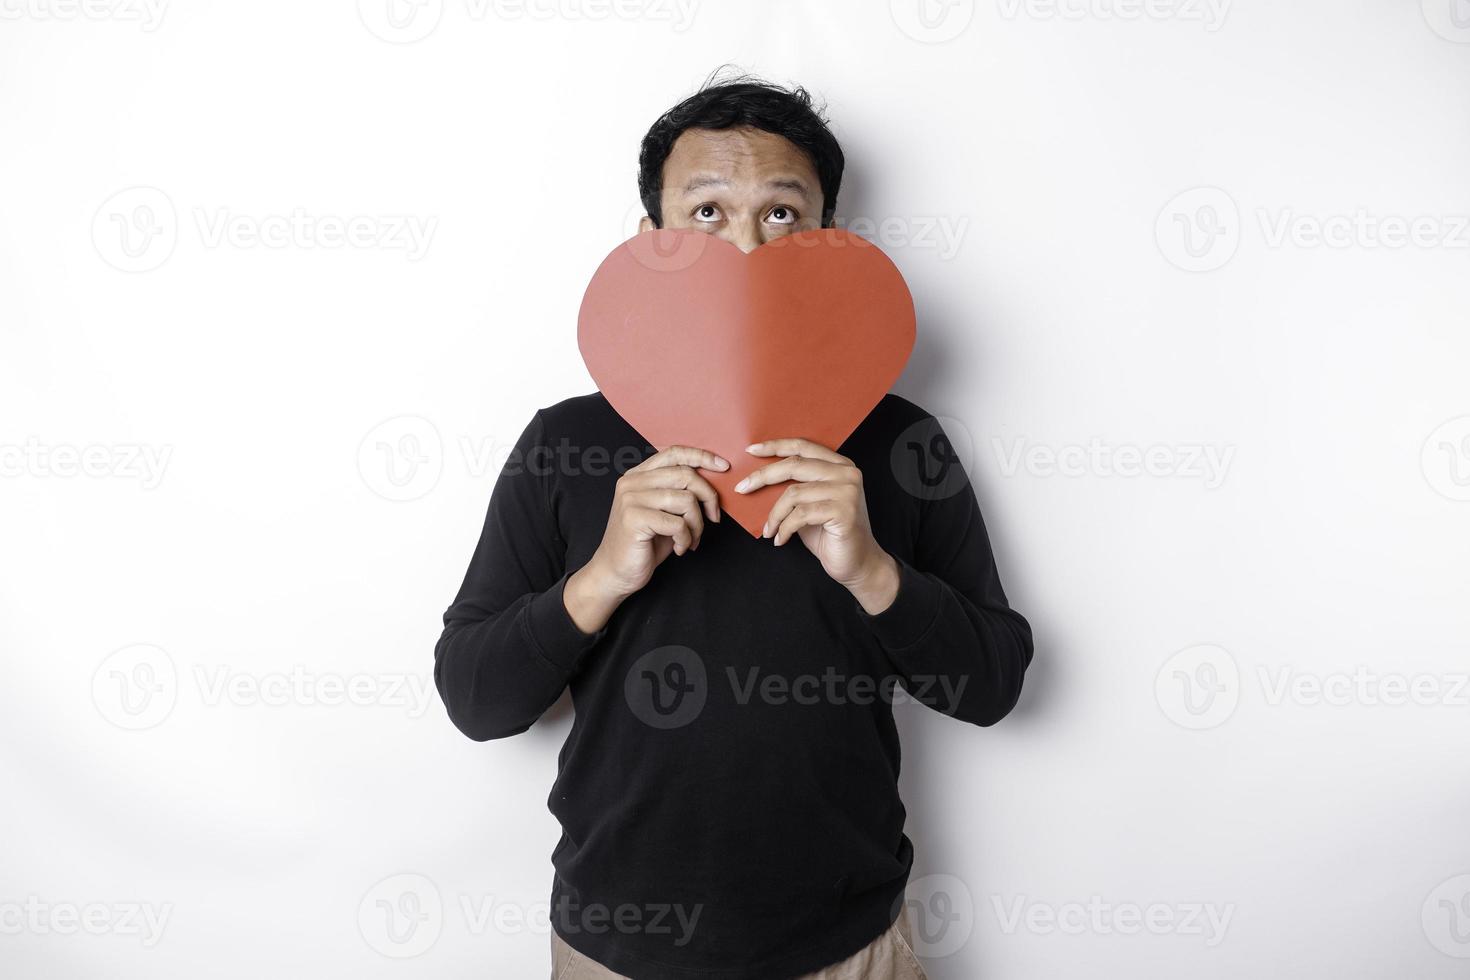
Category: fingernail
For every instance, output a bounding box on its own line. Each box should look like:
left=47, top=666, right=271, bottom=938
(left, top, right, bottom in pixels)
left=761, top=523, right=770, bottom=537
left=745, top=443, right=762, bottom=452
left=713, top=456, right=730, bottom=470
left=734, top=478, right=750, bottom=493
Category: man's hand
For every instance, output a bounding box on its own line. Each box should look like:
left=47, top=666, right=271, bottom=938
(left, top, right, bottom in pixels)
left=737, top=438, right=900, bottom=615
left=564, top=445, right=728, bottom=634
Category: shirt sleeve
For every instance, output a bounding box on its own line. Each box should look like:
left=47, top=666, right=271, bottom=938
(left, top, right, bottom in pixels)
left=433, top=410, right=605, bottom=740
left=857, top=416, right=1034, bottom=727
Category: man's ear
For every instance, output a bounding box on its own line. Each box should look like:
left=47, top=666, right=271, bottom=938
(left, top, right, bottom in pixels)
left=637, top=214, right=656, bottom=233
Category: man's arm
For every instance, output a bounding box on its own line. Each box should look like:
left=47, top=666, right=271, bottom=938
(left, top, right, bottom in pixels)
left=435, top=411, right=727, bottom=740
left=856, top=465, right=1034, bottom=727
left=434, top=411, right=603, bottom=741
left=741, top=423, right=1033, bottom=728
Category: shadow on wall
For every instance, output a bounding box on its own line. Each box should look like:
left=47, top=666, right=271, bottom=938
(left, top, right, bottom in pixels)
left=846, top=157, right=1055, bottom=978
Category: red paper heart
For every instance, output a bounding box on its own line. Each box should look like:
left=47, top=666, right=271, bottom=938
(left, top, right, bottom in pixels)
left=577, top=228, right=916, bottom=537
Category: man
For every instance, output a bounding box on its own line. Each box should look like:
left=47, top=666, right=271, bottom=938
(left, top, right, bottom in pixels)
left=435, top=74, right=1034, bottom=980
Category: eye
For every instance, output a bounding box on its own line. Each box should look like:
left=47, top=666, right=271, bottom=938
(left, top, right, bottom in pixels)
left=767, top=206, right=798, bottom=225
left=693, top=203, right=722, bottom=223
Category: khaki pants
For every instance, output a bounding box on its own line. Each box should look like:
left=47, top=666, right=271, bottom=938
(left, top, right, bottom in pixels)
left=550, top=909, right=927, bottom=980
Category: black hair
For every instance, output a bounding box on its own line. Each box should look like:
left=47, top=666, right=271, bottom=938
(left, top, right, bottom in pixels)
left=637, top=68, right=845, bottom=229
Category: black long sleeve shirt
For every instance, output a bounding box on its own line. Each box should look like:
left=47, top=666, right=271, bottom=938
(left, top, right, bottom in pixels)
left=435, top=391, right=1033, bottom=979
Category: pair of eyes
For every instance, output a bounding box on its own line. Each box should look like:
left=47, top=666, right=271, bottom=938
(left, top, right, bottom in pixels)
left=691, top=203, right=799, bottom=225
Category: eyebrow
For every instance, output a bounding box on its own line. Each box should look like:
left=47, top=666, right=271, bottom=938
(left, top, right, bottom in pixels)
left=679, top=175, right=813, bottom=196
left=682, top=175, right=730, bottom=193
left=764, top=177, right=811, bottom=195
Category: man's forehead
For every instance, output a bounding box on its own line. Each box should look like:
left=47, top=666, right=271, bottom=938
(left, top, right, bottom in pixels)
left=664, top=127, right=819, bottom=193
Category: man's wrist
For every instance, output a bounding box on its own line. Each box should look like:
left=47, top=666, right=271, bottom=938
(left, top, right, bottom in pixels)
left=563, top=559, right=626, bottom=635
left=847, top=549, right=901, bottom=616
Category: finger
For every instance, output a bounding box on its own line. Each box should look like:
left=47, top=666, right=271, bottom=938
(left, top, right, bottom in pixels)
left=626, top=465, right=722, bottom=523
left=735, top=456, right=854, bottom=494
left=631, top=445, right=730, bottom=475
left=773, top=500, right=843, bottom=547
left=628, top=488, right=705, bottom=548
left=745, top=439, right=850, bottom=465
left=628, top=507, right=694, bottom=555
left=627, top=506, right=685, bottom=541
left=761, top=482, right=829, bottom=538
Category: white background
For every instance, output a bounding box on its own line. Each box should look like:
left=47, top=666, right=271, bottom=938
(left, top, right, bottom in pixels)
left=2, top=0, right=1468, bottom=976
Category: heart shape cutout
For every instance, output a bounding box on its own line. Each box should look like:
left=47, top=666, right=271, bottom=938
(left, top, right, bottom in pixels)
left=578, top=228, right=916, bottom=537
